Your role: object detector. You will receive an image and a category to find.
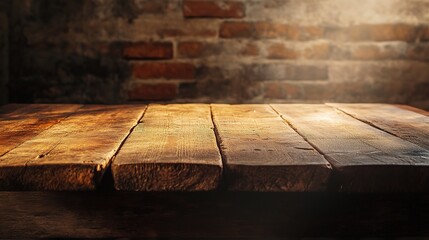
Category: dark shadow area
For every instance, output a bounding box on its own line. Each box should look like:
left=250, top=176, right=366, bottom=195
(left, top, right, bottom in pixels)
left=0, top=191, right=428, bottom=238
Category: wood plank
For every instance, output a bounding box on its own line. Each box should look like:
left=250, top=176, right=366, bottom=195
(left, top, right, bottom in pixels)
left=396, top=104, right=429, bottom=117
left=271, top=104, right=429, bottom=192
left=0, top=104, right=146, bottom=190
left=112, top=104, right=222, bottom=191
left=211, top=104, right=331, bottom=192
left=0, top=104, right=81, bottom=157
left=329, top=103, right=429, bottom=150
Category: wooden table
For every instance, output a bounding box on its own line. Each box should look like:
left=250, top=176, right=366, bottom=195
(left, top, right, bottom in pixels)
left=0, top=103, right=428, bottom=192
left=1, top=103, right=429, bottom=238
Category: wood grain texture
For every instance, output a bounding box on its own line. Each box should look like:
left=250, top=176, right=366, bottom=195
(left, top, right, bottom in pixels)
left=112, top=104, right=222, bottom=191
left=211, top=104, right=331, bottom=192
left=272, top=104, right=429, bottom=192
left=396, top=104, right=429, bottom=116
left=0, top=104, right=81, bottom=157
left=329, top=103, right=429, bottom=150
left=0, top=105, right=146, bottom=190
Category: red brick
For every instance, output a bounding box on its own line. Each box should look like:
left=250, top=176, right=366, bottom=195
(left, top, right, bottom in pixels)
left=220, top=22, right=322, bottom=40
left=263, top=82, right=284, bottom=98
left=266, top=42, right=330, bottom=60
left=123, top=42, right=173, bottom=59
left=178, top=42, right=223, bottom=58
left=301, top=82, right=331, bottom=100
left=240, top=42, right=259, bottom=56
left=303, top=42, right=330, bottom=59
left=301, top=26, right=326, bottom=40
left=351, top=45, right=402, bottom=60
left=254, top=22, right=299, bottom=39
left=282, top=82, right=302, bottom=98
left=370, top=24, right=416, bottom=42
left=139, top=1, right=166, bottom=14
left=352, top=45, right=382, bottom=60
left=133, top=63, right=196, bottom=79
left=420, top=26, right=429, bottom=41
left=245, top=64, right=328, bottom=81
left=264, top=81, right=303, bottom=99
left=344, top=24, right=417, bottom=42
left=219, top=21, right=254, bottom=38
left=183, top=0, right=245, bottom=18
left=407, top=44, right=429, bottom=61
left=178, top=41, right=204, bottom=58
left=267, top=43, right=299, bottom=59
left=158, top=28, right=217, bottom=38
left=128, top=83, right=177, bottom=101
left=220, top=22, right=292, bottom=39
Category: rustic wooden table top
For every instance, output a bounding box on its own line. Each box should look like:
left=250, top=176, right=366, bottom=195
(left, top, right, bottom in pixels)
left=0, top=103, right=428, bottom=192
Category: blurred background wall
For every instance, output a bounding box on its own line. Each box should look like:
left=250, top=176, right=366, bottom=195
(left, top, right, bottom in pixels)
left=5, top=0, right=429, bottom=108
left=0, top=1, right=8, bottom=105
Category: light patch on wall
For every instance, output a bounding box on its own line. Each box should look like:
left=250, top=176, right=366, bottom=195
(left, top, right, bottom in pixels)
left=249, top=0, right=426, bottom=25
left=313, top=0, right=420, bottom=25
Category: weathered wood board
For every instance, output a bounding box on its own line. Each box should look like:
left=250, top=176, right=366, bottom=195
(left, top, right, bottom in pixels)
left=329, top=103, right=429, bottom=150
left=272, top=104, right=429, bottom=192
left=0, top=103, right=428, bottom=192
left=0, top=105, right=146, bottom=190
left=112, top=104, right=222, bottom=191
left=0, top=104, right=81, bottom=157
left=396, top=105, right=429, bottom=116
left=211, top=104, right=331, bottom=191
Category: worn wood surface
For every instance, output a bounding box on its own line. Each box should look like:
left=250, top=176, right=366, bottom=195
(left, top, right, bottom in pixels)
left=329, top=103, right=429, bottom=150
left=396, top=104, right=429, bottom=116
left=0, top=104, right=81, bottom=157
left=0, top=103, right=428, bottom=192
left=272, top=104, right=429, bottom=192
left=1, top=192, right=428, bottom=238
left=0, top=105, right=146, bottom=190
left=211, top=104, right=331, bottom=191
left=112, top=104, right=222, bottom=191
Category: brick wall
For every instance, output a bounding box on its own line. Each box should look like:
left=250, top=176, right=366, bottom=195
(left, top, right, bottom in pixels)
left=0, top=1, right=8, bottom=105
left=8, top=0, right=429, bottom=108
left=0, top=15, right=5, bottom=105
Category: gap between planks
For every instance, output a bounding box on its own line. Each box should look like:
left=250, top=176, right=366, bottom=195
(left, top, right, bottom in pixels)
left=112, top=104, right=223, bottom=191
left=327, top=103, right=429, bottom=150
left=209, top=104, right=228, bottom=190
left=0, top=104, right=148, bottom=191
left=268, top=103, right=334, bottom=173
left=210, top=104, right=331, bottom=192
left=271, top=104, right=429, bottom=192
left=107, top=105, right=148, bottom=171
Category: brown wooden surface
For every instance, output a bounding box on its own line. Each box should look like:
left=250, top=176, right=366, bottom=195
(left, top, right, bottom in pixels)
left=0, top=104, right=146, bottom=190
left=0, top=103, right=428, bottom=192
left=329, top=103, right=429, bottom=150
left=396, top=104, right=429, bottom=116
left=0, top=104, right=81, bottom=157
left=112, top=104, right=222, bottom=191
left=211, top=104, right=331, bottom=191
left=271, top=104, right=429, bottom=192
